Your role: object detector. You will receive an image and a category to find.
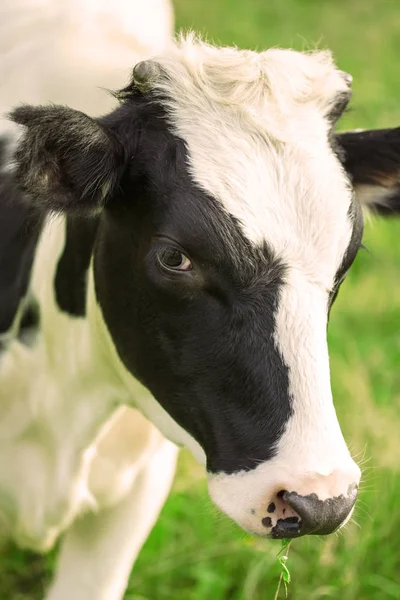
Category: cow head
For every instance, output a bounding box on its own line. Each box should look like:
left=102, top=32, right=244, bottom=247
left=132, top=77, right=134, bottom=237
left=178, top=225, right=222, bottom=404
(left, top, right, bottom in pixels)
left=10, top=36, right=400, bottom=539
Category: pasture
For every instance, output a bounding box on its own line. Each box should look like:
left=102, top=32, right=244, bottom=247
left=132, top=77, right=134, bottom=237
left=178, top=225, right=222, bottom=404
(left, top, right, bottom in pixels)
left=1, top=0, right=400, bottom=598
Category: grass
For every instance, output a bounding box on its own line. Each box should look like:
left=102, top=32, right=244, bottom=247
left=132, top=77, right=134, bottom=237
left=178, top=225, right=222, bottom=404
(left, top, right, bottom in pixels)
left=2, top=0, right=400, bottom=598
left=275, top=540, right=292, bottom=599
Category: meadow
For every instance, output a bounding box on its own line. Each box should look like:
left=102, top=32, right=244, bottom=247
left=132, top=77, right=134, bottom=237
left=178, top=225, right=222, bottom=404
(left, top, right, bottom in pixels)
left=1, top=0, right=400, bottom=598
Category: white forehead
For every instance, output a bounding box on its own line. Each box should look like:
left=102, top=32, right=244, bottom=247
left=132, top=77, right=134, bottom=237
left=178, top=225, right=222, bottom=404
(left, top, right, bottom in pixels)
left=149, top=35, right=354, bottom=289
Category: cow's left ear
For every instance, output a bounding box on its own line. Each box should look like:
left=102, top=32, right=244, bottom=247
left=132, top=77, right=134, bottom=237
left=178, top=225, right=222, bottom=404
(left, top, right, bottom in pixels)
left=10, top=105, right=125, bottom=215
left=335, top=128, right=400, bottom=215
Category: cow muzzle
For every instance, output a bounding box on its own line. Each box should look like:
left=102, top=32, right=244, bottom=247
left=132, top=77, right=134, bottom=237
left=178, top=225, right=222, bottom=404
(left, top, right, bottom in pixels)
left=208, top=462, right=361, bottom=539
left=268, top=482, right=358, bottom=538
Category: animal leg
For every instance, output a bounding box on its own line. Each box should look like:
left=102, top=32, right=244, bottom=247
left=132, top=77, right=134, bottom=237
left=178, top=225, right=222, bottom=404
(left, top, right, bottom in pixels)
left=45, top=439, right=178, bottom=600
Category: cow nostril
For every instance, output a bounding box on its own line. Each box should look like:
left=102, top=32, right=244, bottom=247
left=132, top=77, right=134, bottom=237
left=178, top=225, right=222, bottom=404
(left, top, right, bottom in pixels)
left=282, top=482, right=358, bottom=536
left=270, top=515, right=302, bottom=539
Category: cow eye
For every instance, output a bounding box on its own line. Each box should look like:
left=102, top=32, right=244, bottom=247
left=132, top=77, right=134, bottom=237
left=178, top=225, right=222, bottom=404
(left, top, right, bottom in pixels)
left=158, top=247, right=192, bottom=272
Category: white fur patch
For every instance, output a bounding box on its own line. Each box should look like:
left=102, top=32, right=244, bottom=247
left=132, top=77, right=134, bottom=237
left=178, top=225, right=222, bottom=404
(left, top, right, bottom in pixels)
left=145, top=36, right=359, bottom=530
left=149, top=35, right=353, bottom=264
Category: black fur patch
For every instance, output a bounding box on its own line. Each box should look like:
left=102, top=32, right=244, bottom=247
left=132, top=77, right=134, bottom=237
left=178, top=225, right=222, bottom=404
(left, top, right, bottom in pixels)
left=18, top=299, right=40, bottom=346
left=0, top=138, right=44, bottom=337
left=55, top=215, right=99, bottom=317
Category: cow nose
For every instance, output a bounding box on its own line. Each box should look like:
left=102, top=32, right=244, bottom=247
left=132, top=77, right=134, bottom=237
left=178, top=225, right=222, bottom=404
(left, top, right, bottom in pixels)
left=270, top=482, right=359, bottom=539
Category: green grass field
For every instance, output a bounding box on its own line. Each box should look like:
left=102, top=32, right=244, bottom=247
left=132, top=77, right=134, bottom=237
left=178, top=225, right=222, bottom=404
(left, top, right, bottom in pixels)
left=2, top=0, right=400, bottom=598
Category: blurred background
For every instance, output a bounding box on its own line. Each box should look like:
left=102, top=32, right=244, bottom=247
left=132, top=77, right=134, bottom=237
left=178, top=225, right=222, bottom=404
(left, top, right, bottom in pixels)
left=2, top=0, right=400, bottom=598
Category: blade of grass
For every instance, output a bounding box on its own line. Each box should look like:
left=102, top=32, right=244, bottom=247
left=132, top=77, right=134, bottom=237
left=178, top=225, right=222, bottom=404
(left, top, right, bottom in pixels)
left=274, top=540, right=292, bottom=600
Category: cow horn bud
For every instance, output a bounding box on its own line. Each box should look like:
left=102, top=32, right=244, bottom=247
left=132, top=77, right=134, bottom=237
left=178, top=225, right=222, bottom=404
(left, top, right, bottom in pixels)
left=132, top=61, right=159, bottom=88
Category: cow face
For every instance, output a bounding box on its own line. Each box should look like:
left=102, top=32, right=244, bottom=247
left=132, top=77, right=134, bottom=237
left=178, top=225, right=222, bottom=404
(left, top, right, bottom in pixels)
left=11, top=37, right=400, bottom=538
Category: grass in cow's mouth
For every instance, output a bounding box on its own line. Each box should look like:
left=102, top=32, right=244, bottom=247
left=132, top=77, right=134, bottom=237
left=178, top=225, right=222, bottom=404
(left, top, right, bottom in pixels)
left=274, top=539, right=292, bottom=599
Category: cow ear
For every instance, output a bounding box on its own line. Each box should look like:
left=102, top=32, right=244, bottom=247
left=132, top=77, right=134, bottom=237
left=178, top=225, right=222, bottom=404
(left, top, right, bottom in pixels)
left=10, top=105, right=125, bottom=215
left=335, top=128, right=400, bottom=215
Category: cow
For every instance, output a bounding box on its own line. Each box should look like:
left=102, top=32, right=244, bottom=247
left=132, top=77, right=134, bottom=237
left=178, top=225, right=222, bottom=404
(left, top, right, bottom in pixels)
left=1, top=34, right=400, bottom=600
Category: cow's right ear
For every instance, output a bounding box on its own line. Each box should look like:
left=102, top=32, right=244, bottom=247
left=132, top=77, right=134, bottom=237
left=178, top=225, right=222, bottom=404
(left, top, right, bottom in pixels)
left=10, top=105, right=125, bottom=215
left=335, top=127, right=400, bottom=216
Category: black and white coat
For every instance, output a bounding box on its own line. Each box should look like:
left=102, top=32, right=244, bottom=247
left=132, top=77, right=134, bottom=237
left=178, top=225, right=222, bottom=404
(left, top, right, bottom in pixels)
left=1, top=18, right=400, bottom=600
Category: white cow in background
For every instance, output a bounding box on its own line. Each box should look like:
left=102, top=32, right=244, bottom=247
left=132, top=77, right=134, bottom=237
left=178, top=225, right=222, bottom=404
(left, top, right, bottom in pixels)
left=0, top=0, right=174, bottom=126
left=0, top=2, right=177, bottom=599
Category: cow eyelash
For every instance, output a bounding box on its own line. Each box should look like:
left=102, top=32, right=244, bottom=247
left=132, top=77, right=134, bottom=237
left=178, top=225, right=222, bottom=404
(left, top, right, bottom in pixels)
left=157, top=246, right=193, bottom=273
